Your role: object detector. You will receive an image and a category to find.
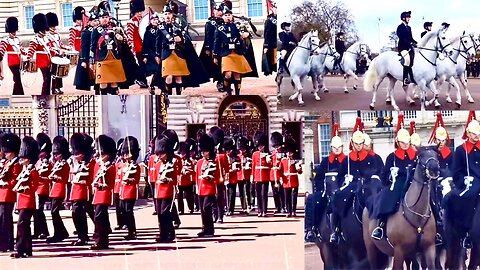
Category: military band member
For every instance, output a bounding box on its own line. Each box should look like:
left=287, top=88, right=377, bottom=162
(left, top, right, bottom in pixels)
left=74, top=11, right=99, bottom=91
left=69, top=6, right=85, bottom=52
left=0, top=133, right=21, bottom=252
left=262, top=1, right=277, bottom=76
left=126, top=0, right=148, bottom=88
left=280, top=138, right=301, bottom=217
left=0, top=17, right=25, bottom=95
left=199, top=3, right=225, bottom=92
left=33, top=133, right=52, bottom=239
left=270, top=132, right=285, bottom=214
left=211, top=127, right=227, bottom=223
left=120, top=136, right=141, bottom=240
left=46, top=12, right=68, bottom=94
left=47, top=136, right=71, bottom=243
left=278, top=22, right=297, bottom=74
left=142, top=12, right=163, bottom=94
left=148, top=137, right=158, bottom=215
left=237, top=136, right=252, bottom=213
left=113, top=138, right=125, bottom=230
left=27, top=13, right=53, bottom=95
left=213, top=6, right=252, bottom=95
left=69, top=133, right=96, bottom=246
left=196, top=133, right=217, bottom=237
left=225, top=137, right=239, bottom=215
left=371, top=114, right=417, bottom=240
left=177, top=141, right=195, bottom=214
left=251, top=132, right=271, bottom=217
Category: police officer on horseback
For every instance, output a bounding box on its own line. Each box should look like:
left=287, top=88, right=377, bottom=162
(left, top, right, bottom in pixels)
left=334, top=32, right=346, bottom=73
left=421, top=22, right=432, bottom=38
left=278, top=22, right=297, bottom=74
left=397, top=11, right=417, bottom=87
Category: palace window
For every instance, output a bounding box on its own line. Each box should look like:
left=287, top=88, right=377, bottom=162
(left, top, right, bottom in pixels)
left=318, top=124, right=331, bottom=159
left=194, top=0, right=209, bottom=21
left=25, top=5, right=35, bottom=30
left=247, top=0, right=263, bottom=17
left=62, top=3, right=73, bottom=27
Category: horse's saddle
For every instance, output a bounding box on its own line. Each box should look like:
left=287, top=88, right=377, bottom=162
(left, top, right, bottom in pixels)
left=399, top=50, right=411, bottom=67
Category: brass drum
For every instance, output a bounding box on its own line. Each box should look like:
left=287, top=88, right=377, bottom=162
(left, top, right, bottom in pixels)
left=65, top=51, right=79, bottom=66
left=22, top=61, right=38, bottom=73
left=50, top=56, right=70, bottom=78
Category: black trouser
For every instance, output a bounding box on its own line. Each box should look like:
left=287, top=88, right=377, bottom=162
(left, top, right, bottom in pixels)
left=72, top=200, right=89, bottom=241
left=34, top=194, right=49, bottom=237
left=284, top=187, right=299, bottom=215
left=51, top=76, right=63, bottom=91
left=193, top=184, right=200, bottom=211
left=151, top=183, right=157, bottom=211
left=122, top=199, right=136, bottom=234
left=271, top=182, right=285, bottom=211
left=50, top=198, right=68, bottom=238
left=172, top=201, right=181, bottom=225
left=227, top=183, right=237, bottom=214
left=155, top=198, right=175, bottom=241
left=199, top=195, right=215, bottom=235
left=247, top=180, right=255, bottom=207
left=256, top=182, right=269, bottom=214
left=40, top=67, right=51, bottom=95
left=213, top=184, right=226, bottom=220
left=135, top=52, right=147, bottom=84
left=0, top=202, right=14, bottom=251
left=9, top=65, right=24, bottom=95
left=237, top=181, right=248, bottom=210
left=113, top=194, right=124, bottom=227
left=93, top=204, right=110, bottom=247
left=16, top=209, right=34, bottom=256
left=86, top=194, right=95, bottom=222
left=178, top=185, right=194, bottom=213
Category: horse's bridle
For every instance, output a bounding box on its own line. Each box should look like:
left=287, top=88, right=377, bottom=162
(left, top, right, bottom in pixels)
left=345, top=43, right=369, bottom=60
left=417, top=34, right=451, bottom=67
left=417, top=156, right=440, bottom=182
left=295, top=35, right=321, bottom=55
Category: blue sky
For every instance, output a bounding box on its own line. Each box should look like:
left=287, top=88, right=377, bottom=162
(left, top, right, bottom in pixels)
left=278, top=0, right=479, bottom=52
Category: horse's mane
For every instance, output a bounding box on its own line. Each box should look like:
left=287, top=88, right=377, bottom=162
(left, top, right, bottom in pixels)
left=418, top=28, right=440, bottom=47
left=448, top=35, right=462, bottom=46
left=348, top=41, right=361, bottom=50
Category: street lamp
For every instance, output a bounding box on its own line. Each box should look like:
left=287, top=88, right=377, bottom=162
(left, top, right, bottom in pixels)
left=112, top=0, right=121, bottom=21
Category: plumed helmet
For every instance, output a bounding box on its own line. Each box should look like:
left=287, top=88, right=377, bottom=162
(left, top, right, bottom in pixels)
left=46, top=12, right=59, bottom=27
left=331, top=123, right=343, bottom=148
left=36, top=133, right=52, bottom=155
left=19, top=136, right=40, bottom=164
left=5, top=17, right=18, bottom=33
left=32, top=13, right=49, bottom=33
left=52, top=136, right=71, bottom=159
left=1, top=133, right=21, bottom=154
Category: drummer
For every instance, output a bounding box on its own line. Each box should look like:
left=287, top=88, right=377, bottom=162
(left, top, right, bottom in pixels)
left=0, top=17, right=26, bottom=95
left=46, top=12, right=69, bottom=94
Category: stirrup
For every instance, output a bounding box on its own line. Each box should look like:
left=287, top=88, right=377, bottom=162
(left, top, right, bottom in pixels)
left=462, top=236, right=472, bottom=249
left=371, top=227, right=384, bottom=240
left=435, top=233, right=443, bottom=246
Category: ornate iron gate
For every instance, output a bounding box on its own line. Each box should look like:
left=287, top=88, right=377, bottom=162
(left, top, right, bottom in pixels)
left=148, top=95, right=167, bottom=139
left=0, top=107, right=33, bottom=137
left=56, top=95, right=99, bottom=139
left=218, top=97, right=268, bottom=139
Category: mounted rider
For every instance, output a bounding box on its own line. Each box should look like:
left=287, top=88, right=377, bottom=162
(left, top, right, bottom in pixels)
left=371, top=114, right=417, bottom=240
left=421, top=21, right=432, bottom=38
left=305, top=123, right=345, bottom=242
left=397, top=11, right=417, bottom=87
left=333, top=32, right=346, bottom=73
left=278, top=22, right=297, bottom=74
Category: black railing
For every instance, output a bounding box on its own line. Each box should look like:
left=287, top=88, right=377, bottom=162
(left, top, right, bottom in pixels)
left=56, top=96, right=98, bottom=139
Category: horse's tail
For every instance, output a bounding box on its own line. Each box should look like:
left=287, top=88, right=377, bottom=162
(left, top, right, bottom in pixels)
left=363, top=57, right=378, bottom=92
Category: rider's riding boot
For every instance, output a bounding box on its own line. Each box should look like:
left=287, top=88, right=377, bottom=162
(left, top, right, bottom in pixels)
left=371, top=219, right=385, bottom=240
left=403, top=67, right=410, bottom=87
left=435, top=233, right=443, bottom=245
left=408, top=67, right=417, bottom=84
left=463, top=233, right=473, bottom=249
left=304, top=228, right=316, bottom=243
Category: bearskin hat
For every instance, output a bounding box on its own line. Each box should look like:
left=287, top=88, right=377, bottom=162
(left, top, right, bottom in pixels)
left=36, top=133, right=52, bottom=155
left=284, top=138, right=297, bottom=153
left=46, top=12, right=59, bottom=27
left=155, top=135, right=173, bottom=156
left=210, top=127, right=225, bottom=151
left=95, top=135, right=117, bottom=162
left=161, top=129, right=179, bottom=151
left=5, top=17, right=18, bottom=33
left=73, top=6, right=85, bottom=22
left=116, top=138, right=124, bottom=156
left=224, top=137, right=235, bottom=152
left=254, top=132, right=268, bottom=149
left=70, top=133, right=93, bottom=161
left=198, top=133, right=215, bottom=153
left=223, top=0, right=233, bottom=10
left=121, top=136, right=140, bottom=162
left=19, top=136, right=40, bottom=164
left=130, top=0, right=145, bottom=16
left=52, top=136, right=71, bottom=159
left=1, top=133, right=21, bottom=154
left=32, top=13, right=48, bottom=33
left=270, top=132, right=283, bottom=148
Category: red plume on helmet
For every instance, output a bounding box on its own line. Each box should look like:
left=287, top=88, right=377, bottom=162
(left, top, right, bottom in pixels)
left=463, top=110, right=478, bottom=140
left=395, top=114, right=405, bottom=137
left=409, top=121, right=416, bottom=135
left=349, top=117, right=363, bottom=150
left=429, top=112, right=449, bottom=144
left=331, top=123, right=341, bottom=137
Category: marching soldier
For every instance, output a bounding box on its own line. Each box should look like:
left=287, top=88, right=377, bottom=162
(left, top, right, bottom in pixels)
left=262, top=1, right=277, bottom=76
left=33, top=133, right=52, bottom=239
left=187, top=137, right=200, bottom=212
left=142, top=12, right=163, bottom=94
left=74, top=10, right=99, bottom=91
left=0, top=133, right=21, bottom=252
left=69, top=133, right=96, bottom=246
left=270, top=132, right=285, bottom=214
left=126, top=0, right=148, bottom=89
left=46, top=12, right=68, bottom=94
left=237, top=136, right=251, bottom=214
left=148, top=137, right=158, bottom=215
left=27, top=13, right=53, bottom=95
left=421, top=21, right=432, bottom=38
left=11, top=137, right=40, bottom=258
left=120, top=136, right=141, bottom=240
left=280, top=138, right=302, bottom=217
left=251, top=132, right=271, bottom=217
left=397, top=11, right=417, bottom=86
left=113, top=138, right=125, bottom=230
left=210, top=127, right=228, bottom=223
left=0, top=17, right=26, bottom=95
left=196, top=133, right=217, bottom=237
left=225, top=137, right=239, bottom=215
left=47, top=136, right=71, bottom=243
left=199, top=2, right=225, bottom=92
left=213, top=5, right=253, bottom=95
left=371, top=114, right=417, bottom=240
left=177, top=141, right=195, bottom=214
left=68, top=6, right=85, bottom=52
left=278, top=22, right=297, bottom=74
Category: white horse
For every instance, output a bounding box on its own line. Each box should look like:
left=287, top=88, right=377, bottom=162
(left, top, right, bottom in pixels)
left=284, top=30, right=322, bottom=106
left=305, top=42, right=336, bottom=101
left=321, top=42, right=370, bottom=93
left=363, top=25, right=452, bottom=111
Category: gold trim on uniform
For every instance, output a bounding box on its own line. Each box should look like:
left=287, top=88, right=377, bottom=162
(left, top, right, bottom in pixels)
left=221, top=52, right=252, bottom=74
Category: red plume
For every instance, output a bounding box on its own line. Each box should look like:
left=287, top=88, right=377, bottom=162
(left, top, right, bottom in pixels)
left=266, top=0, right=274, bottom=11
left=463, top=110, right=477, bottom=139
left=395, top=114, right=405, bottom=137
left=409, top=121, right=416, bottom=135
left=352, top=117, right=362, bottom=134
left=429, top=112, right=449, bottom=144
left=331, top=123, right=341, bottom=137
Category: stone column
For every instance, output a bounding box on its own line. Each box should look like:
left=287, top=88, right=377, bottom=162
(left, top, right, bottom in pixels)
left=32, top=96, right=56, bottom=136
left=302, top=126, right=314, bottom=194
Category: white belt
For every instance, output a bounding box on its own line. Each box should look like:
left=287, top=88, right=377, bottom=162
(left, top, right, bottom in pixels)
left=371, top=175, right=380, bottom=181
left=256, top=166, right=270, bottom=169
left=285, top=173, right=297, bottom=176
left=271, top=167, right=280, bottom=170
left=325, top=172, right=338, bottom=177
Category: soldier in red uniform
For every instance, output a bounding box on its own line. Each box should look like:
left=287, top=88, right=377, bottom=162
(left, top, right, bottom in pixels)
left=69, top=133, right=96, bottom=246
left=126, top=0, right=148, bottom=88
left=0, top=17, right=26, bottom=95
left=154, top=135, right=179, bottom=243
left=270, top=132, right=286, bottom=214
left=11, top=136, right=40, bottom=258
left=47, top=136, right=71, bottom=243
left=251, top=132, right=271, bottom=217
left=27, top=13, right=53, bottom=95
left=147, top=137, right=158, bottom=215
left=46, top=12, right=69, bottom=94
left=113, top=138, right=125, bottom=230
left=177, top=141, right=195, bottom=214
left=237, top=136, right=251, bottom=214
left=68, top=6, right=84, bottom=52
left=196, top=133, right=217, bottom=237
left=33, top=133, right=52, bottom=239
left=210, top=127, right=228, bottom=222
left=280, top=138, right=302, bottom=217
left=224, top=137, right=239, bottom=215
left=90, top=135, right=116, bottom=250
left=120, top=136, right=141, bottom=240
left=0, top=133, right=21, bottom=252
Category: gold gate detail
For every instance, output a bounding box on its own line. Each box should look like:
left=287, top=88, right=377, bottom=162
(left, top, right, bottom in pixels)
left=218, top=100, right=268, bottom=139
left=56, top=96, right=99, bottom=139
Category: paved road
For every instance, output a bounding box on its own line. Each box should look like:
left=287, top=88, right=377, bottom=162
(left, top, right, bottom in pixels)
left=305, top=243, right=323, bottom=270
left=278, top=75, right=480, bottom=111
left=0, top=40, right=276, bottom=96
left=0, top=197, right=303, bottom=270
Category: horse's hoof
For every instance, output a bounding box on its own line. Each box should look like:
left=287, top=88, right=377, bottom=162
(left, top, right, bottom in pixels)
left=344, top=90, right=349, bottom=94
left=369, top=104, right=375, bottom=110
left=446, top=96, right=452, bottom=103
left=353, top=85, right=357, bottom=90
left=413, top=94, right=420, bottom=100
left=456, top=103, right=461, bottom=109
left=323, top=89, right=329, bottom=93
left=468, top=97, right=474, bottom=103
left=386, top=100, right=392, bottom=105
left=409, top=100, right=415, bottom=106
left=315, top=95, right=321, bottom=101
left=299, top=102, right=305, bottom=107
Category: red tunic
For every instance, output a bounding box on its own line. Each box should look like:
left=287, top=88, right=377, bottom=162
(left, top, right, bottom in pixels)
left=35, top=159, right=52, bottom=196
left=270, top=148, right=283, bottom=183
left=27, top=34, right=52, bottom=68
left=126, top=17, right=143, bottom=53
left=251, top=151, right=272, bottom=182
left=154, top=157, right=180, bottom=199
left=16, top=166, right=39, bottom=210
left=68, top=26, right=82, bottom=51
left=0, top=36, right=25, bottom=66
left=148, top=155, right=157, bottom=183
left=114, top=161, right=124, bottom=194
left=226, top=155, right=238, bottom=185
left=120, top=162, right=140, bottom=200
left=179, top=157, right=195, bottom=186
left=196, top=158, right=217, bottom=196
left=279, top=158, right=302, bottom=188
left=49, top=160, right=70, bottom=198
left=92, top=163, right=116, bottom=205
left=0, top=159, right=22, bottom=203
left=70, top=160, right=96, bottom=201
left=236, top=153, right=251, bottom=181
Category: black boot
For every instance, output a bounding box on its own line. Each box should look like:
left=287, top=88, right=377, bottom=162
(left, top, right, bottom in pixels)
left=402, top=67, right=410, bottom=87
left=463, top=233, right=472, bottom=249
left=109, top=86, right=119, bottom=95
left=100, top=87, right=108, bottom=95
left=166, top=83, right=173, bottom=95
left=224, top=79, right=232, bottom=95
left=233, top=79, right=241, bottom=95
left=408, top=67, right=416, bottom=84
left=217, top=80, right=225, bottom=92
left=371, top=219, right=385, bottom=240
left=175, top=83, right=183, bottom=95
